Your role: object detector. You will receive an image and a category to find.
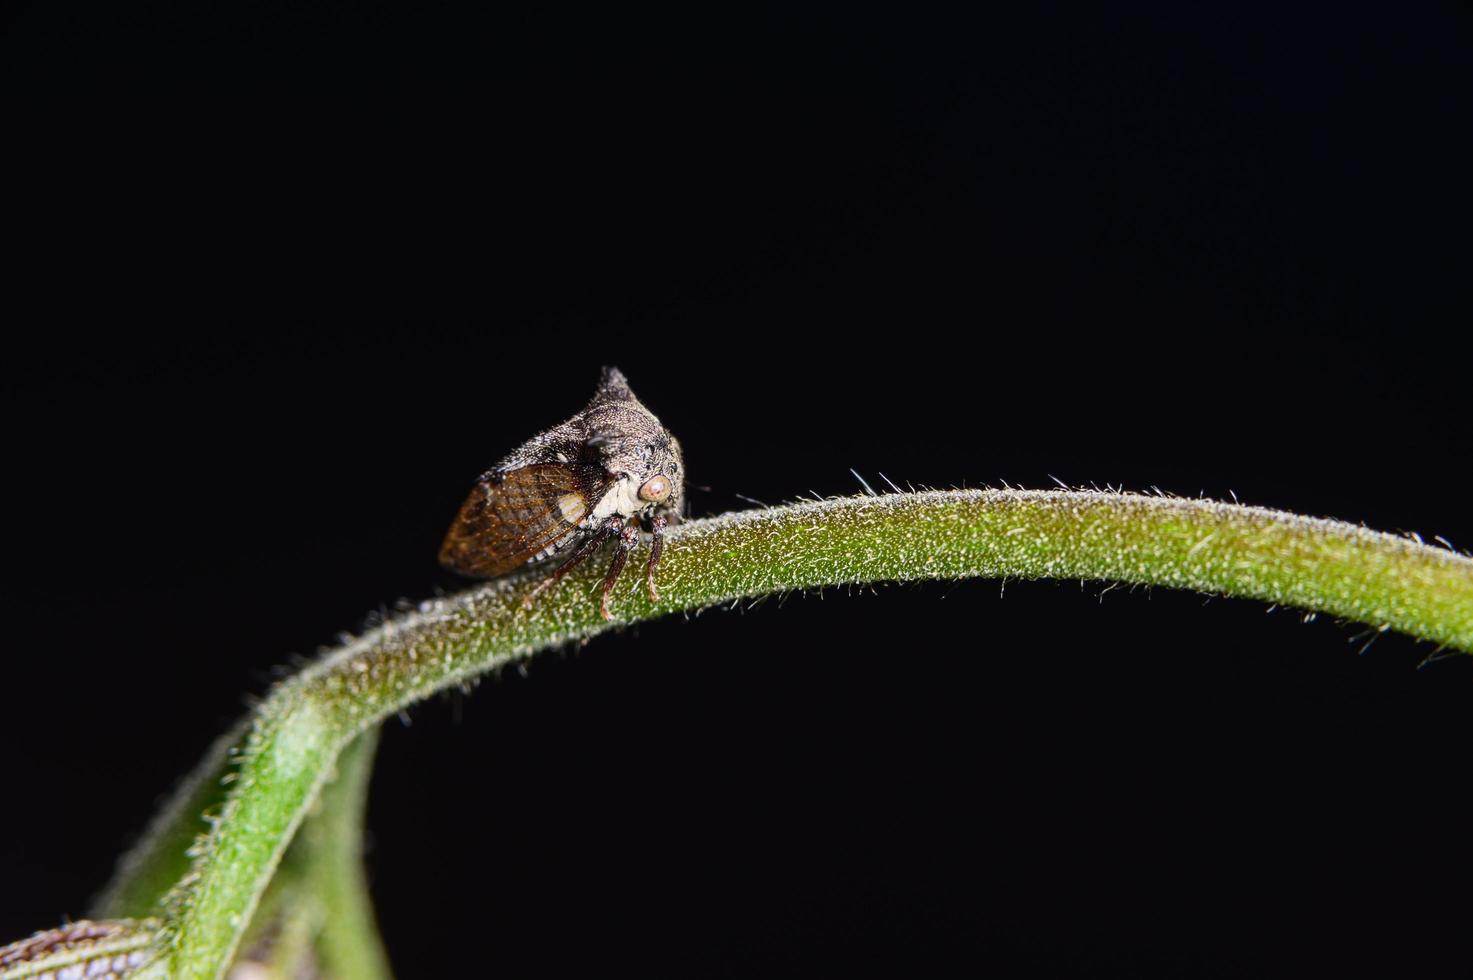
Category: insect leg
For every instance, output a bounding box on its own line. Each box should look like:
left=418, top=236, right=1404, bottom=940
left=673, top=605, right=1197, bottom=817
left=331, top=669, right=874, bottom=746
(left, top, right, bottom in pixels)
left=523, top=517, right=623, bottom=610
left=645, top=513, right=668, bottom=603
left=600, top=522, right=641, bottom=621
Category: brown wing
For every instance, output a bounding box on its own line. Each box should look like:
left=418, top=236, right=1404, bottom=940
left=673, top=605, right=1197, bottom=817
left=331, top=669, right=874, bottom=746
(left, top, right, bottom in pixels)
left=438, top=463, right=610, bottom=578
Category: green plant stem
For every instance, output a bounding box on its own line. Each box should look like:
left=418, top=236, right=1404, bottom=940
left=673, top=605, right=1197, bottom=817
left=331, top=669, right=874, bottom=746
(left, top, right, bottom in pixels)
left=219, top=729, right=390, bottom=979
left=298, top=730, right=392, bottom=980
left=95, top=491, right=1472, bottom=978
left=92, top=722, right=246, bottom=920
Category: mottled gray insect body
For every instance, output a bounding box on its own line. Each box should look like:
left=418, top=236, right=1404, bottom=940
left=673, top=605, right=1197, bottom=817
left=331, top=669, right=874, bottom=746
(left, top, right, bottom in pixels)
left=439, top=366, right=684, bottom=620
left=500, top=366, right=684, bottom=530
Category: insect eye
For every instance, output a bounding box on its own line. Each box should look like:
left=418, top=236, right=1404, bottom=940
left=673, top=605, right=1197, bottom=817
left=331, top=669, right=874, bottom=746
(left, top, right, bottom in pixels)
left=638, top=475, right=672, bottom=503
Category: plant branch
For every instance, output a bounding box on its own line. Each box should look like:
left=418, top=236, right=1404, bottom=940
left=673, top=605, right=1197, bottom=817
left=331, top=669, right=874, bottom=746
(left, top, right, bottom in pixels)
left=92, top=491, right=1473, bottom=978
left=296, top=729, right=391, bottom=980
left=223, top=729, right=390, bottom=980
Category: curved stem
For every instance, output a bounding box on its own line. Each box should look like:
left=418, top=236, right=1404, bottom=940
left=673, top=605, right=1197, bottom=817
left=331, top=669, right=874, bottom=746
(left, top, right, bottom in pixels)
left=299, top=730, right=392, bottom=980
left=219, top=729, right=391, bottom=979
left=99, top=491, right=1471, bottom=977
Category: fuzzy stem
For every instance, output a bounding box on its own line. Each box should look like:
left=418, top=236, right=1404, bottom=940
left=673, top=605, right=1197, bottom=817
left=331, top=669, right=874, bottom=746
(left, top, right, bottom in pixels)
left=97, top=491, right=1471, bottom=977
left=298, top=730, right=392, bottom=980
left=214, top=730, right=391, bottom=979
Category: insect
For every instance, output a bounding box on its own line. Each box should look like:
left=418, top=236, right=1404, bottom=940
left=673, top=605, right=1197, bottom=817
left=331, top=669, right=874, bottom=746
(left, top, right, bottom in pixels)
left=438, top=366, right=684, bottom=620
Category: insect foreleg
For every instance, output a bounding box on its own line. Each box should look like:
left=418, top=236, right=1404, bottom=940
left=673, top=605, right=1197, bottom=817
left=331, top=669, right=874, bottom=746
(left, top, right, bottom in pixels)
left=645, top=513, right=668, bottom=603
left=600, top=521, right=642, bottom=621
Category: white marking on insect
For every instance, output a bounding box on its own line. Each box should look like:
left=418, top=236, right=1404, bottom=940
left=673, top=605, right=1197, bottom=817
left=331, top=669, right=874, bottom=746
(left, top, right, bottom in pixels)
left=591, top=477, right=643, bottom=521
left=557, top=492, right=585, bottom=523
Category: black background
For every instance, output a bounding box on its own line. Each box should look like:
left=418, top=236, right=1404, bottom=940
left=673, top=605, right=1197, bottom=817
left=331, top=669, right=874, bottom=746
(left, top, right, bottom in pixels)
left=3, top=3, right=1471, bottom=977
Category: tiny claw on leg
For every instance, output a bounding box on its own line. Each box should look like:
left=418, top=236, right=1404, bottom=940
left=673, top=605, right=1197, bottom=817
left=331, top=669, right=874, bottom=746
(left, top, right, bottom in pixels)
left=600, top=522, right=640, bottom=621
left=646, top=514, right=667, bottom=603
